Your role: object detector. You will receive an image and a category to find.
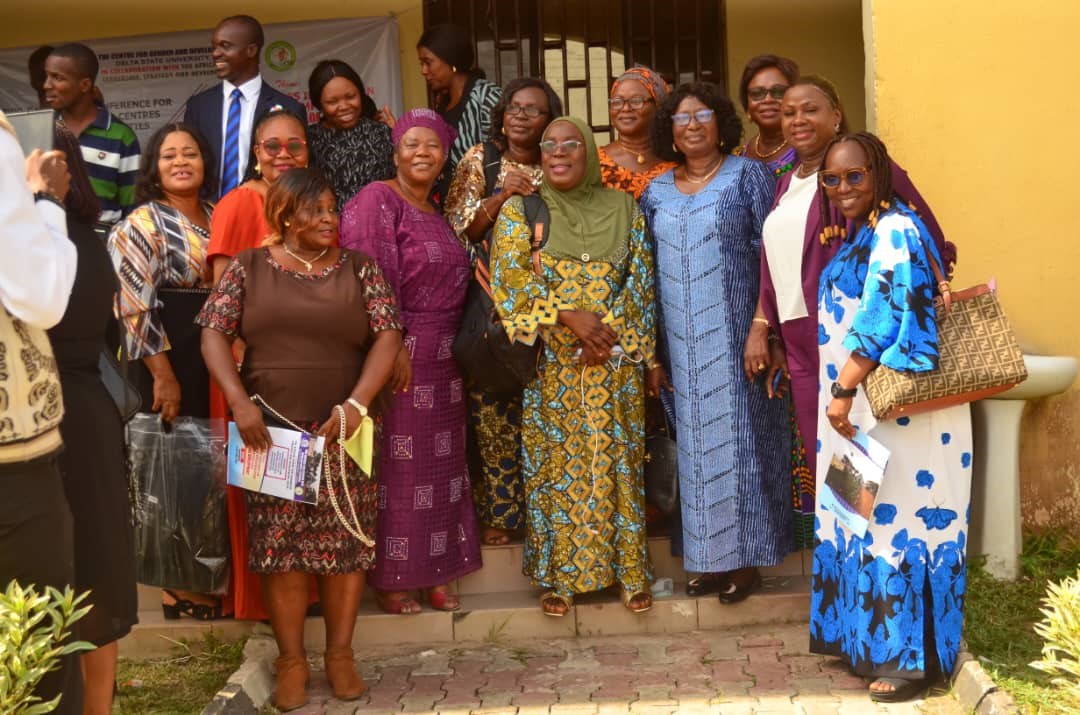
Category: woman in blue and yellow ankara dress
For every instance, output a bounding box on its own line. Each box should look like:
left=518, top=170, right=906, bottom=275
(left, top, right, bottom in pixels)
left=490, top=115, right=656, bottom=616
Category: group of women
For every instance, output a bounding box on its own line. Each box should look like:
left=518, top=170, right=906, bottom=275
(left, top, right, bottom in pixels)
left=56, top=18, right=973, bottom=711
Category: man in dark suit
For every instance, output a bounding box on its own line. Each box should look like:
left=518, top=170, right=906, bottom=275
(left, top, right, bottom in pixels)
left=183, top=15, right=305, bottom=199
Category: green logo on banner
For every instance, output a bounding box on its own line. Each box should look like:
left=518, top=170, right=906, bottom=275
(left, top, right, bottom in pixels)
left=265, top=41, right=296, bottom=72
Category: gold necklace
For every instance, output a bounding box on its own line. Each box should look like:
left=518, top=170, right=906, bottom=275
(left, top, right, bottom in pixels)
left=795, top=162, right=821, bottom=180
left=681, top=156, right=724, bottom=184
left=282, top=243, right=329, bottom=272
left=617, top=139, right=648, bottom=165
left=754, top=134, right=788, bottom=159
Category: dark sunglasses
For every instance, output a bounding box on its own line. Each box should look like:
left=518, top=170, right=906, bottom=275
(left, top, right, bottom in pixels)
left=539, top=139, right=584, bottom=154
left=258, top=138, right=307, bottom=156
left=608, top=96, right=653, bottom=111
left=747, top=84, right=789, bottom=102
left=506, top=103, right=548, bottom=118
left=671, top=109, right=715, bottom=127
left=819, top=167, right=870, bottom=189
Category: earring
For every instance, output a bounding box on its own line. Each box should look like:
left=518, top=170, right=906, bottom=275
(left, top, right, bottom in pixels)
left=452, top=65, right=458, bottom=74
left=672, top=143, right=678, bottom=153
left=254, top=163, right=262, bottom=176
left=284, top=220, right=291, bottom=227
left=501, top=126, right=507, bottom=136
left=834, top=124, right=840, bottom=132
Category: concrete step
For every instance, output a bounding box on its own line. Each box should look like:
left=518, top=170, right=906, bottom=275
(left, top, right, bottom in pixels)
left=121, top=574, right=811, bottom=659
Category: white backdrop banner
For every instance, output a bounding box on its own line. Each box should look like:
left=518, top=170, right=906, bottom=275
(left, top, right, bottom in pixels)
left=0, top=16, right=402, bottom=145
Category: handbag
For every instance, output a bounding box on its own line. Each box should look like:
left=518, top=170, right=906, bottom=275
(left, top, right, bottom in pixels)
left=863, top=239, right=1027, bottom=421
left=452, top=192, right=550, bottom=396
left=644, top=391, right=679, bottom=516
left=99, top=343, right=141, bottom=422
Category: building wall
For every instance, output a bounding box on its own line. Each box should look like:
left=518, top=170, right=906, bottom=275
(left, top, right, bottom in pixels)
left=868, top=0, right=1080, bottom=536
left=0, top=0, right=430, bottom=112
left=726, top=0, right=866, bottom=134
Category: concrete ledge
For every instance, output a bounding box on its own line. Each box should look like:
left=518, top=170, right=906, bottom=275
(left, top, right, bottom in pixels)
left=952, top=650, right=1021, bottom=714
left=200, top=635, right=276, bottom=715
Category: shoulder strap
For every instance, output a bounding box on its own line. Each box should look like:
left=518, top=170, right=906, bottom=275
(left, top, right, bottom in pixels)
left=521, top=194, right=549, bottom=275
left=481, top=141, right=502, bottom=197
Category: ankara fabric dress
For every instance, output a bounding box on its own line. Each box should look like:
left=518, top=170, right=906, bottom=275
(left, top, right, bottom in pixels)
left=340, top=182, right=481, bottom=590
left=491, top=195, right=656, bottom=597
left=639, top=158, right=791, bottom=573
left=812, top=205, right=972, bottom=678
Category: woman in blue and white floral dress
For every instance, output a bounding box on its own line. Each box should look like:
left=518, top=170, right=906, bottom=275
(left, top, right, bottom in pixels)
left=810, top=132, right=971, bottom=703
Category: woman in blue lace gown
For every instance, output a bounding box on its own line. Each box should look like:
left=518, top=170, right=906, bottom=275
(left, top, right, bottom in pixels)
left=812, top=132, right=971, bottom=703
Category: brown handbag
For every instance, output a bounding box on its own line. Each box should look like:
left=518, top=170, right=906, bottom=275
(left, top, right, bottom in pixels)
left=863, top=245, right=1027, bottom=421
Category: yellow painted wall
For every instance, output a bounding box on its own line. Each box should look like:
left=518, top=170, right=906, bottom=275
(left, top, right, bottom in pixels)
left=870, top=0, right=1080, bottom=534
left=0, top=0, right=430, bottom=113
left=726, top=0, right=865, bottom=136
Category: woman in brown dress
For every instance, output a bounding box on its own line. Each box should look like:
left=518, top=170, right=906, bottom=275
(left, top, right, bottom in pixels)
left=198, top=168, right=402, bottom=712
left=599, top=66, right=677, bottom=200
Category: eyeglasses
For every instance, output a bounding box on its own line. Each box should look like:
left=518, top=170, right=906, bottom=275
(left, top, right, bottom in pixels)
left=258, top=138, right=307, bottom=156
left=671, top=109, right=715, bottom=127
left=608, top=96, right=653, bottom=111
left=819, top=167, right=870, bottom=189
left=506, top=103, right=547, bottom=118
left=539, top=139, right=584, bottom=154
left=747, top=84, right=789, bottom=102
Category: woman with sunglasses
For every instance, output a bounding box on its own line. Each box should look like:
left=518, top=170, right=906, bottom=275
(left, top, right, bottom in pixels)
left=752, top=77, right=955, bottom=528
left=640, top=82, right=790, bottom=604
left=205, top=105, right=320, bottom=622
left=813, top=132, right=972, bottom=703
left=598, top=66, right=677, bottom=200
left=491, top=116, right=657, bottom=617
left=444, top=77, right=562, bottom=547
left=733, top=55, right=800, bottom=177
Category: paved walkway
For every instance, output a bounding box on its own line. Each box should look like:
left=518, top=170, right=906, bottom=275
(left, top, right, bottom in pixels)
left=275, top=623, right=963, bottom=714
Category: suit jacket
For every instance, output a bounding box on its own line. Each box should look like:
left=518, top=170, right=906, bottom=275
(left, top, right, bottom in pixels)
left=183, top=79, right=306, bottom=198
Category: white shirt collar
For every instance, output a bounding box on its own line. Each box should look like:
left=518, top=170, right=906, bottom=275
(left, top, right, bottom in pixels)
left=223, top=74, right=263, bottom=102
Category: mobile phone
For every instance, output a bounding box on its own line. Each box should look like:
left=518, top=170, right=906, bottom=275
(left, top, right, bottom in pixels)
left=772, top=370, right=783, bottom=393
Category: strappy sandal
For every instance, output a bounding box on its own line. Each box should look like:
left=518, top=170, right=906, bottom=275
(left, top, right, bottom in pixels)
left=540, top=591, right=573, bottom=617
left=622, top=589, right=653, bottom=614
left=425, top=585, right=461, bottom=612
left=376, top=590, right=422, bottom=615
left=868, top=676, right=933, bottom=703
left=161, top=590, right=226, bottom=621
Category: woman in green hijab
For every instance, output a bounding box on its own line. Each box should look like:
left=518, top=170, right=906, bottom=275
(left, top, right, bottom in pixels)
left=491, top=116, right=657, bottom=617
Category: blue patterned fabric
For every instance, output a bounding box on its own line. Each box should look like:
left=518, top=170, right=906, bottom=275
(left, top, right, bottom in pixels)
left=639, top=157, right=792, bottom=573
left=221, top=89, right=243, bottom=195
left=812, top=203, right=972, bottom=678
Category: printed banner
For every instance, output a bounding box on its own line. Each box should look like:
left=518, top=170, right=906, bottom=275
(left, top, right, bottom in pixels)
left=0, top=16, right=402, bottom=145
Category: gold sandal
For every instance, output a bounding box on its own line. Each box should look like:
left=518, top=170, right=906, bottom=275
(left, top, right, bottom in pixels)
left=540, top=591, right=573, bottom=617
left=622, top=589, right=653, bottom=613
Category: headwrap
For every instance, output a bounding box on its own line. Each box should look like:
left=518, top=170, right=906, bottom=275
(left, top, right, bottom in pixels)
left=391, top=108, right=458, bottom=152
left=539, top=116, right=634, bottom=263
left=611, top=65, right=670, bottom=104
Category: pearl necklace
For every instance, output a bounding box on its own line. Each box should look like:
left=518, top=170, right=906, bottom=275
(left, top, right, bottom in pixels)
left=754, top=134, right=788, bottom=159
left=681, top=156, right=724, bottom=184
left=282, top=243, right=329, bottom=272
left=617, top=139, right=648, bottom=165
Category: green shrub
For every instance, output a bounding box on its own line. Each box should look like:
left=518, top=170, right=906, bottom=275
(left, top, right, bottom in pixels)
left=1031, top=567, right=1080, bottom=704
left=0, top=581, right=93, bottom=714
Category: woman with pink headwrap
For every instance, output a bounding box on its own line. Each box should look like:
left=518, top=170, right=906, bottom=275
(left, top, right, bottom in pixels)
left=340, top=108, right=481, bottom=615
left=599, top=66, right=677, bottom=200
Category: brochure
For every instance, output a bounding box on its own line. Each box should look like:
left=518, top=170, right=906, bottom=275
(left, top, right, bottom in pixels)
left=820, top=430, right=891, bottom=538
left=226, top=423, right=324, bottom=504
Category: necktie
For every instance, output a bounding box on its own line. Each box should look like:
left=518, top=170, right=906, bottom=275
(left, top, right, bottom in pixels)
left=221, top=88, right=243, bottom=195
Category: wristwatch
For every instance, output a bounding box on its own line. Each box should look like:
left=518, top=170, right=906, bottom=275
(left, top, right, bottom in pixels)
left=830, top=381, right=858, bottom=399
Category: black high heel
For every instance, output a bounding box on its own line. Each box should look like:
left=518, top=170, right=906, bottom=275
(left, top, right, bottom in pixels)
left=161, top=590, right=226, bottom=621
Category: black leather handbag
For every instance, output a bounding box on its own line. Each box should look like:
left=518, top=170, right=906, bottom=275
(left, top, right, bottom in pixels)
left=452, top=186, right=550, bottom=397
left=644, top=391, right=679, bottom=516
left=99, top=343, right=141, bottom=422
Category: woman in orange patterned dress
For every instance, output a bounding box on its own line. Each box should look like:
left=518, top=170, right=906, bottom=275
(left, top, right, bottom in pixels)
left=598, top=66, right=677, bottom=200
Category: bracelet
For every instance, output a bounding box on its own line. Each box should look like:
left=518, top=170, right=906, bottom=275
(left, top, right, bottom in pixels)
left=480, top=200, right=496, bottom=223
left=767, top=334, right=780, bottom=342
left=33, top=191, right=64, bottom=209
left=647, top=360, right=662, bottom=370
left=752, top=317, right=770, bottom=326
left=345, top=398, right=368, bottom=418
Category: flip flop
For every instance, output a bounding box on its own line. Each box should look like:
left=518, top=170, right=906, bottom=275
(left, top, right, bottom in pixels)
left=868, top=676, right=932, bottom=703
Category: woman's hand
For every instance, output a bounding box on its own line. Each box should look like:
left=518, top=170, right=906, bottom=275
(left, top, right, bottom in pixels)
left=826, top=397, right=856, bottom=439
left=646, top=365, right=673, bottom=398
left=232, top=399, right=272, bottom=450
left=376, top=106, right=396, bottom=129
left=500, top=169, right=538, bottom=198
left=578, top=344, right=610, bottom=367
left=390, top=347, right=412, bottom=393
left=151, top=372, right=182, bottom=423
left=743, top=322, right=770, bottom=381
left=316, top=404, right=362, bottom=441
left=765, top=340, right=790, bottom=399
left=560, top=310, right=618, bottom=357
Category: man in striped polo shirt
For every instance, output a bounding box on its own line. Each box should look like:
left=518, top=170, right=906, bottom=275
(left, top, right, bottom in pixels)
left=44, top=43, right=140, bottom=232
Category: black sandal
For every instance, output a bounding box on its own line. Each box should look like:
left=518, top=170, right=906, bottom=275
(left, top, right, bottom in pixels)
left=686, top=573, right=728, bottom=597
left=162, top=590, right=226, bottom=621
left=868, top=676, right=932, bottom=703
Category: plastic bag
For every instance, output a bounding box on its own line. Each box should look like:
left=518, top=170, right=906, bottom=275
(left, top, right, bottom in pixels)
left=129, top=413, right=229, bottom=594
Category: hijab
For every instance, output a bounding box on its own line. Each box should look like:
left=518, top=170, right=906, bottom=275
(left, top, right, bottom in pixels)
left=539, top=116, right=634, bottom=263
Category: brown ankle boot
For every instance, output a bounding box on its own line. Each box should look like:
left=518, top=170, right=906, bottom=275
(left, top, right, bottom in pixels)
left=324, top=647, right=367, bottom=700
left=273, top=654, right=309, bottom=711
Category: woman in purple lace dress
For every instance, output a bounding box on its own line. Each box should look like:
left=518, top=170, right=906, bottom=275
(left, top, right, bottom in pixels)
left=340, top=108, right=480, bottom=614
